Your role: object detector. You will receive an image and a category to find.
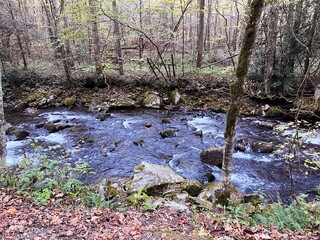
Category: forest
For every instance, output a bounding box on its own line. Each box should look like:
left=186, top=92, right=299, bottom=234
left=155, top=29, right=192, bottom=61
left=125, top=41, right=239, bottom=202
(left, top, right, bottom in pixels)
left=0, top=0, right=320, bottom=239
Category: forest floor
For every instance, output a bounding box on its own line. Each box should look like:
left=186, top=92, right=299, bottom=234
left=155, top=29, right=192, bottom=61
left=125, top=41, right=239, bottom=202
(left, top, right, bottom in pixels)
left=1, top=189, right=319, bottom=240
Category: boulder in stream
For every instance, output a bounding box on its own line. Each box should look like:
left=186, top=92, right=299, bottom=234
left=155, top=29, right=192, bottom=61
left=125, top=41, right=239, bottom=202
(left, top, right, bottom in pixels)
left=97, top=113, right=111, bottom=121
left=128, top=161, right=185, bottom=193
left=251, top=141, right=274, bottom=153
left=44, top=122, right=72, bottom=133
left=143, top=92, right=161, bottom=108
left=13, top=130, right=30, bottom=140
left=200, top=147, right=224, bottom=166
left=159, top=128, right=177, bottom=138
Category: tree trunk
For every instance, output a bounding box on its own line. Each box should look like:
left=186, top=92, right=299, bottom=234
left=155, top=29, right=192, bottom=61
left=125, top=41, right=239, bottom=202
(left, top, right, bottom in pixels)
left=8, top=1, right=28, bottom=70
left=0, top=65, right=6, bottom=168
left=112, top=0, right=124, bottom=75
left=196, top=0, right=205, bottom=68
left=89, top=0, right=102, bottom=74
left=204, top=0, right=212, bottom=51
left=264, top=2, right=279, bottom=95
left=221, top=0, right=264, bottom=203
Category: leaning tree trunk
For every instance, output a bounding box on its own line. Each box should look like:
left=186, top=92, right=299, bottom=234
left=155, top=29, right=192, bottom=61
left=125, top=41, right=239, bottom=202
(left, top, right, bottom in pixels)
left=220, top=0, right=264, bottom=203
left=0, top=65, right=6, bottom=168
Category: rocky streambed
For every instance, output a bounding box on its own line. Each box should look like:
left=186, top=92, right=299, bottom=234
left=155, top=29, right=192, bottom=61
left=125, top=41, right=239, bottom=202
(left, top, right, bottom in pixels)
left=5, top=107, right=320, bottom=202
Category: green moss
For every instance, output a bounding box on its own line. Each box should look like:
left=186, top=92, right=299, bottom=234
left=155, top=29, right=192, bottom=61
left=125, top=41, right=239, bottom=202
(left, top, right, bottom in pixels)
left=26, top=93, right=42, bottom=103
left=63, top=96, right=77, bottom=106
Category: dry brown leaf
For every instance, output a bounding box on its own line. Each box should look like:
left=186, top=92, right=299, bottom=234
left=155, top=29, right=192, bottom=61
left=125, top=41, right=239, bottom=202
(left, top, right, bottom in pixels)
left=6, top=208, right=19, bottom=216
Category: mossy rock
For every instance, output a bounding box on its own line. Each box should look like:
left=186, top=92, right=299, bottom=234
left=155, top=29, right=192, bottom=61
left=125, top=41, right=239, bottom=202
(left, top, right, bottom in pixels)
left=181, top=179, right=202, bottom=197
left=251, top=141, right=274, bottom=153
left=198, top=182, right=242, bottom=204
left=143, top=92, right=161, bottom=108
left=13, top=130, right=30, bottom=140
left=63, top=96, right=77, bottom=106
left=97, top=113, right=111, bottom=121
left=200, top=147, right=224, bottom=166
left=265, top=106, right=283, bottom=118
left=26, top=93, right=42, bottom=103
left=80, top=97, right=92, bottom=105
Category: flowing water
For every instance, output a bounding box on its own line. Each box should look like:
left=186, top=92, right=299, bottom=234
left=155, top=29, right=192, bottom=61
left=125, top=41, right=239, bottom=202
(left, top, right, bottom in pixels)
left=5, top=107, right=320, bottom=202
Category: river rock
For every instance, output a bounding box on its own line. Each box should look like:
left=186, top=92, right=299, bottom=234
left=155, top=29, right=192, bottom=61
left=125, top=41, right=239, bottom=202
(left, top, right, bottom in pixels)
left=181, top=179, right=202, bottom=197
left=265, top=106, right=283, bottom=118
left=251, top=141, right=274, bottom=153
left=164, top=201, right=191, bottom=213
left=170, top=89, right=181, bottom=105
left=143, top=92, right=161, bottom=108
left=200, top=147, right=224, bottom=166
left=128, top=161, right=185, bottom=193
left=110, top=99, right=135, bottom=109
left=14, top=102, right=29, bottom=110
left=242, top=194, right=260, bottom=206
left=63, top=96, right=77, bottom=106
left=97, top=113, right=111, bottom=121
left=189, top=196, right=213, bottom=210
left=44, top=122, right=72, bottom=133
left=13, top=130, right=30, bottom=140
left=159, top=128, right=176, bottom=138
left=144, top=122, right=152, bottom=128
left=198, top=182, right=242, bottom=203
left=24, top=107, right=39, bottom=116
left=161, top=117, right=171, bottom=123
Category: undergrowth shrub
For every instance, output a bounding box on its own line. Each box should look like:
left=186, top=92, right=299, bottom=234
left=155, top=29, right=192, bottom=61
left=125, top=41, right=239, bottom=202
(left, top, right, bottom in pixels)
left=0, top=144, right=113, bottom=208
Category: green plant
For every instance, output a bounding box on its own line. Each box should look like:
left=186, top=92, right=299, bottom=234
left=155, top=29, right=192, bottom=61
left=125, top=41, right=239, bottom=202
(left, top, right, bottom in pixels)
left=128, top=188, right=150, bottom=207
left=32, top=188, right=54, bottom=206
left=253, top=195, right=312, bottom=231
left=142, top=201, right=156, bottom=212
left=0, top=144, right=113, bottom=208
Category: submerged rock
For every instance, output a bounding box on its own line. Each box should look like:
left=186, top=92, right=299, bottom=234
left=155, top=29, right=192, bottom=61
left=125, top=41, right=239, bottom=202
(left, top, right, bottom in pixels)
left=128, top=161, right=185, bottom=193
left=251, top=141, right=274, bottom=153
left=200, top=147, right=224, bottom=166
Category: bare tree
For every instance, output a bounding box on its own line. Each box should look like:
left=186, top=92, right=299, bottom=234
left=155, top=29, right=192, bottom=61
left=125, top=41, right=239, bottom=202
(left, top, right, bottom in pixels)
left=220, top=0, right=264, bottom=203
left=90, top=0, right=102, bottom=74
left=0, top=65, right=6, bottom=168
left=196, top=0, right=205, bottom=68
left=112, top=0, right=124, bottom=75
left=264, top=1, right=279, bottom=95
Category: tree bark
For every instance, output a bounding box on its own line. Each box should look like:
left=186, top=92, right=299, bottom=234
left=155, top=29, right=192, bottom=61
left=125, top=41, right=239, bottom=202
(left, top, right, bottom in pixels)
left=0, top=65, right=6, bottom=168
left=112, top=0, right=124, bottom=75
left=264, top=2, right=279, bottom=95
left=196, top=0, right=205, bottom=68
left=221, top=0, right=264, bottom=203
left=89, top=0, right=102, bottom=74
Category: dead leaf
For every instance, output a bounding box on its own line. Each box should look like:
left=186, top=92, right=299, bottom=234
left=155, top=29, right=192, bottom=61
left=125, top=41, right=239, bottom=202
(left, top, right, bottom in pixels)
left=6, top=208, right=19, bottom=216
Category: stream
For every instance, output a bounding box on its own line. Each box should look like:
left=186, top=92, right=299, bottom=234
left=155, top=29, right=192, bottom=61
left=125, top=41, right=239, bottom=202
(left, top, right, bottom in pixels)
left=5, top=107, right=320, bottom=202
